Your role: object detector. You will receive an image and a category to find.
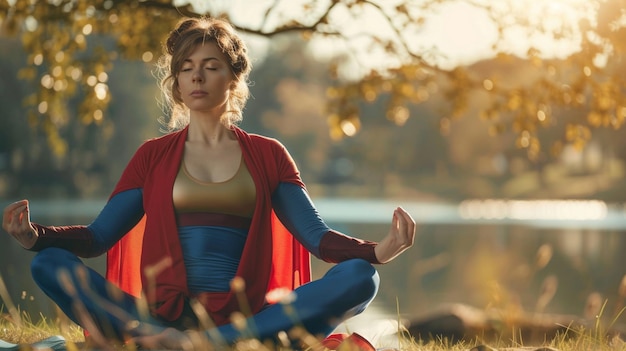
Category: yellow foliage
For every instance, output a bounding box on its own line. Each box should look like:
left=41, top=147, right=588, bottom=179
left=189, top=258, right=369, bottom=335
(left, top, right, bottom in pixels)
left=2, top=0, right=626, bottom=160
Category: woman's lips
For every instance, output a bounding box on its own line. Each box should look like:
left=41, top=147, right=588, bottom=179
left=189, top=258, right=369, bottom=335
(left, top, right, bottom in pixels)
left=190, top=90, right=208, bottom=97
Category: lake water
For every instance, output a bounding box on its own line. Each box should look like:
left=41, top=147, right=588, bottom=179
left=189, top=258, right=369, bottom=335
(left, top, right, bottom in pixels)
left=2, top=198, right=625, bottom=326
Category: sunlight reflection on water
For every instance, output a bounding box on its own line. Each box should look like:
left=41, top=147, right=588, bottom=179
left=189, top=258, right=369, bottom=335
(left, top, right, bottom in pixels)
left=314, top=198, right=626, bottom=229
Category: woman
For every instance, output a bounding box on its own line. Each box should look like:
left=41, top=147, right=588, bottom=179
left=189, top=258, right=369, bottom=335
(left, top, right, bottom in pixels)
left=2, top=17, right=415, bottom=349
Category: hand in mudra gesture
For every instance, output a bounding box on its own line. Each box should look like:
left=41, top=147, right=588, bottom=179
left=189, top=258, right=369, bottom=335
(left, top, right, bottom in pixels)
left=374, top=207, right=416, bottom=264
left=2, top=200, right=38, bottom=249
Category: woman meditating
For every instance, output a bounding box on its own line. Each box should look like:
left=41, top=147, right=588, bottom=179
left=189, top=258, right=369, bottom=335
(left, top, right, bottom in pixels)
left=2, top=17, right=415, bottom=350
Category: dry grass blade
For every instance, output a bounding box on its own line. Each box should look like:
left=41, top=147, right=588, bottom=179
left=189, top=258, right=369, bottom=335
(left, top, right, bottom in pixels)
left=0, top=274, right=22, bottom=329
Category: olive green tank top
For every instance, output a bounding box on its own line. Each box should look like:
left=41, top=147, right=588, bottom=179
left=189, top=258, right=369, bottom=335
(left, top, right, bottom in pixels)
left=172, top=157, right=256, bottom=219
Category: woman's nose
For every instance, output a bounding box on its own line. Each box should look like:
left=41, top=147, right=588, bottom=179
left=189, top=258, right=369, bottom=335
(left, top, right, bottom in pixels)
left=192, top=70, right=203, bottom=82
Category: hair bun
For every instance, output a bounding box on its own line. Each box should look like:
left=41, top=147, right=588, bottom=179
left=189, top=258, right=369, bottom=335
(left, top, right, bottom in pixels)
left=166, top=18, right=198, bottom=55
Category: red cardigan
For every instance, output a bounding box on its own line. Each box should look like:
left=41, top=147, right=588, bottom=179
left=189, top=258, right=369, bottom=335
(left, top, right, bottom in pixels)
left=105, top=126, right=310, bottom=323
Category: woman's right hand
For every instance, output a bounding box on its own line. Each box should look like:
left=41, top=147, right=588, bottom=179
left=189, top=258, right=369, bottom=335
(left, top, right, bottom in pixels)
left=2, top=199, right=38, bottom=249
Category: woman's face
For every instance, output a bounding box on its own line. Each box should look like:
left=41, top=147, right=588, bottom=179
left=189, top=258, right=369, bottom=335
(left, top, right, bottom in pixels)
left=177, top=42, right=234, bottom=115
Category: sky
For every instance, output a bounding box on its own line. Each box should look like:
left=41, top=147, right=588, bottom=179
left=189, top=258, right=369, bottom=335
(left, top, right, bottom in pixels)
left=174, top=0, right=595, bottom=75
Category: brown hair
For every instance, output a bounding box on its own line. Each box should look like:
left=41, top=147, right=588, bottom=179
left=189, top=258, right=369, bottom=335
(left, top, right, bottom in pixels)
left=156, top=17, right=252, bottom=130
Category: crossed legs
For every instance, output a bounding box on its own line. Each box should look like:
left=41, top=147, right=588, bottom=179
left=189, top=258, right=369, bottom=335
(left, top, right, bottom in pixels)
left=31, top=247, right=379, bottom=345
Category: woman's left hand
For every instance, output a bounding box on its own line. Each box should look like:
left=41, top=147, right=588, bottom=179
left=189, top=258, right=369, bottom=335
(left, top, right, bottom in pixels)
left=374, top=207, right=416, bottom=264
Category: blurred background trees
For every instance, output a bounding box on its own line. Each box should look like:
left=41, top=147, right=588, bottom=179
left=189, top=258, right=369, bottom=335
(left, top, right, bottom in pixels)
left=1, top=0, right=625, bottom=200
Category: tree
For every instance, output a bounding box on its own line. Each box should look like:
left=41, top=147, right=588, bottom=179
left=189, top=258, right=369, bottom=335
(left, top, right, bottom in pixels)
left=0, top=0, right=624, bottom=162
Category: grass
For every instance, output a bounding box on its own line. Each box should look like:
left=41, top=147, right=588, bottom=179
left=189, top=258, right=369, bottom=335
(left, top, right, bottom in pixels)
left=2, top=306, right=626, bottom=351
left=2, top=285, right=626, bottom=350
left=0, top=308, right=84, bottom=345
left=2, top=260, right=626, bottom=350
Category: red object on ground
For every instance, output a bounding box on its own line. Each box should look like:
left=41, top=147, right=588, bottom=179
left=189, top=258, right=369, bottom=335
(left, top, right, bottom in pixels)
left=322, top=332, right=376, bottom=351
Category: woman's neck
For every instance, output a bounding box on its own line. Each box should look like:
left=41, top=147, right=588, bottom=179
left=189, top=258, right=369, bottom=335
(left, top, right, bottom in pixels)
left=187, top=114, right=233, bottom=145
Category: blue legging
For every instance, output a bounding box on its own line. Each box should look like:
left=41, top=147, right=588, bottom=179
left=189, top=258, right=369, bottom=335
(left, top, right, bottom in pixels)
left=31, top=247, right=379, bottom=344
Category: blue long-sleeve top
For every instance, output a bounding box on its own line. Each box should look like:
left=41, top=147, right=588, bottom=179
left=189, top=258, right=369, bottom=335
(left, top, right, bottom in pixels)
left=30, top=182, right=379, bottom=291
